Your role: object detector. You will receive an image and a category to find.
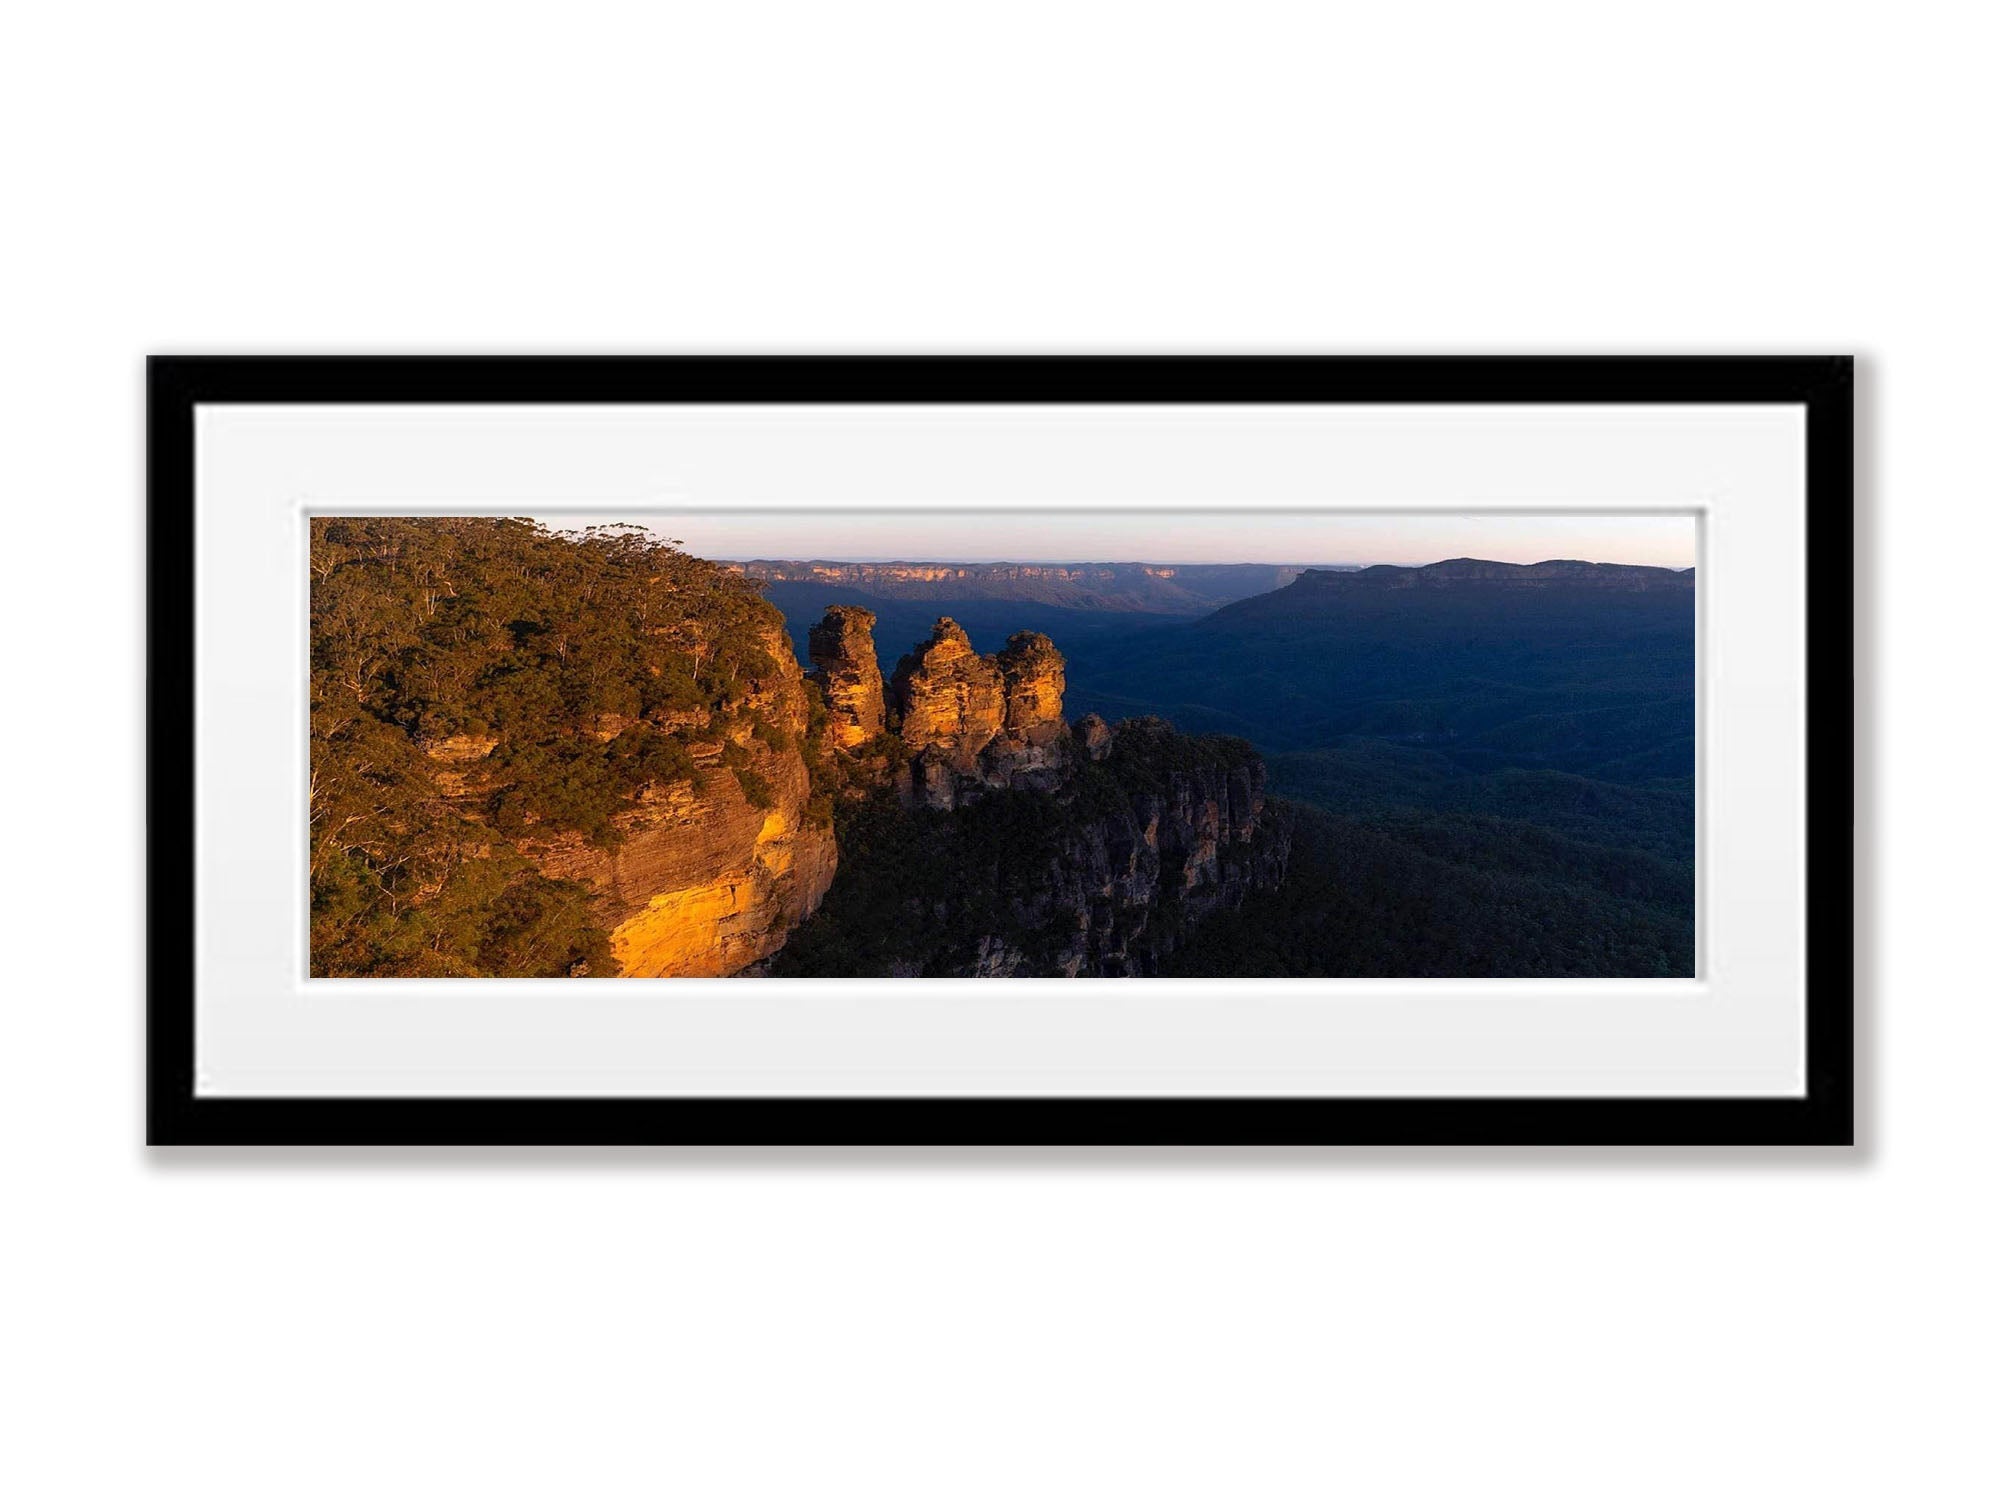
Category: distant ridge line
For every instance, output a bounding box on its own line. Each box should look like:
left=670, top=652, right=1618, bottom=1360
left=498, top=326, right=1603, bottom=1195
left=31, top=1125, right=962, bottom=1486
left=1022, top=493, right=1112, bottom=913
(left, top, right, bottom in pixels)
left=719, top=559, right=1329, bottom=616
left=1297, top=557, right=1696, bottom=588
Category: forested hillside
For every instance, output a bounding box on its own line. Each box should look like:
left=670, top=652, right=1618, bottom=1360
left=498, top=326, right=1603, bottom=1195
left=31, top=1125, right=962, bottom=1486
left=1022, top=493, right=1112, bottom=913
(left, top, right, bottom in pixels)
left=309, top=518, right=831, bottom=977
left=1162, top=798, right=1693, bottom=978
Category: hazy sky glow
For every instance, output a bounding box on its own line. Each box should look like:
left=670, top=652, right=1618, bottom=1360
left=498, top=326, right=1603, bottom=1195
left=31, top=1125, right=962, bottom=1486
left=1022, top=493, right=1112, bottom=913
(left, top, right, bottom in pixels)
left=538, top=511, right=1696, bottom=569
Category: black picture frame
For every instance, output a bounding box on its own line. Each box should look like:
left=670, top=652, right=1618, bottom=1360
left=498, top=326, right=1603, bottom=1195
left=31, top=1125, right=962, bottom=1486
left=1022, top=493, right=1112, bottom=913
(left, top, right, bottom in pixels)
left=148, top=355, right=1854, bottom=1147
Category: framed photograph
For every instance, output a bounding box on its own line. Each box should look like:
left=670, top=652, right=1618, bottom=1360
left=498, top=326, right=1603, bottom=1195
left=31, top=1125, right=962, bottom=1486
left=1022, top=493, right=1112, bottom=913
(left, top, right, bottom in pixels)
left=148, top=356, right=1853, bottom=1145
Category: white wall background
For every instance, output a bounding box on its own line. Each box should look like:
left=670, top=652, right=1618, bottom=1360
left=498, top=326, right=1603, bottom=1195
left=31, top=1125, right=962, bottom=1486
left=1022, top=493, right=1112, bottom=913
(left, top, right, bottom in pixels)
left=0, top=3, right=1986, bottom=1495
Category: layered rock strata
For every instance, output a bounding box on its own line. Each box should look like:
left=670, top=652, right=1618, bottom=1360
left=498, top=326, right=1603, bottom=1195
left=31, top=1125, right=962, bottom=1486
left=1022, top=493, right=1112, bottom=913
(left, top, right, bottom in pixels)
left=457, top=614, right=837, bottom=978
left=806, top=605, right=886, bottom=748
left=887, top=619, right=1070, bottom=810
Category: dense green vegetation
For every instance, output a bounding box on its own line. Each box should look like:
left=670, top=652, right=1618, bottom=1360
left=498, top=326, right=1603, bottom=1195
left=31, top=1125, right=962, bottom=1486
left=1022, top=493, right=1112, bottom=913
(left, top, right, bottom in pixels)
left=1163, top=798, right=1693, bottom=977
left=768, top=789, right=1075, bottom=975
left=1267, top=739, right=1694, bottom=864
left=309, top=517, right=796, bottom=977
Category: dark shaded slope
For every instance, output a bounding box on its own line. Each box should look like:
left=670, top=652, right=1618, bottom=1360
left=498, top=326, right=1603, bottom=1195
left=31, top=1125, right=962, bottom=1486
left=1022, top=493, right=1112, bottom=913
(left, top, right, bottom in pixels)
left=771, top=721, right=1287, bottom=978
left=1162, top=800, right=1694, bottom=979
left=1064, top=560, right=1696, bottom=776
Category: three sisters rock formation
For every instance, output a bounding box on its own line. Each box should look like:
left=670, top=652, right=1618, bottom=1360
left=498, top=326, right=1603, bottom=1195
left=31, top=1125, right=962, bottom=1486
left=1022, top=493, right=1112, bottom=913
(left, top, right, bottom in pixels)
left=793, top=607, right=1288, bottom=976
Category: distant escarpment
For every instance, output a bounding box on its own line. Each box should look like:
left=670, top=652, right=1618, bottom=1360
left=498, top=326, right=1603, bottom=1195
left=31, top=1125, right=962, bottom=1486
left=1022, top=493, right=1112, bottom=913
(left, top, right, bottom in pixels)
left=309, top=518, right=835, bottom=978
left=725, top=559, right=1312, bottom=614
left=769, top=611, right=1289, bottom=977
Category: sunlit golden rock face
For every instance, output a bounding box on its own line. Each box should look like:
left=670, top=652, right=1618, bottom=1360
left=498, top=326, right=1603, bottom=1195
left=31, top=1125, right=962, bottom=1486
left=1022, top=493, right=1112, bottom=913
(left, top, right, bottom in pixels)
left=807, top=606, right=886, bottom=749
left=996, top=631, right=1065, bottom=735
left=889, top=619, right=1006, bottom=767
left=877, top=618, right=1075, bottom=810
left=990, top=630, right=1067, bottom=763
left=598, top=758, right=837, bottom=978
left=520, top=619, right=837, bottom=977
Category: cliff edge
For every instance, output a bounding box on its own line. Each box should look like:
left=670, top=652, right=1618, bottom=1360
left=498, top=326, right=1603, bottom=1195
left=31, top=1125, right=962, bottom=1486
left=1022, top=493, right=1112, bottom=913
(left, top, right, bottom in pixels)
left=516, top=613, right=836, bottom=977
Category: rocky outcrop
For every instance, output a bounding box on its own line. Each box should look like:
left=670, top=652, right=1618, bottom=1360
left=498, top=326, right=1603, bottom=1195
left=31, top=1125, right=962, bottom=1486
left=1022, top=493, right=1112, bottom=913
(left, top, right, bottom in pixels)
left=880, top=618, right=1075, bottom=810
left=889, top=618, right=1003, bottom=759
left=478, top=615, right=837, bottom=978
left=807, top=605, right=886, bottom=748
left=980, top=630, right=1068, bottom=792
left=1075, top=713, right=1113, bottom=762
left=888, top=618, right=1004, bottom=809
left=995, top=631, right=1066, bottom=742
left=775, top=609, right=1291, bottom=977
left=609, top=618, right=835, bottom=976
left=528, top=746, right=834, bottom=978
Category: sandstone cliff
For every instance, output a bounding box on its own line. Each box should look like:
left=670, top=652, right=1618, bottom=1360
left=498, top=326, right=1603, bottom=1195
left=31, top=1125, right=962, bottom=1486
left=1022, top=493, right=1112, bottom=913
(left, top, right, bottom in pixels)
left=515, top=616, right=836, bottom=977
left=890, top=618, right=1005, bottom=758
left=990, top=630, right=1068, bottom=785
left=424, top=612, right=836, bottom=978
left=889, top=619, right=1069, bottom=810
left=806, top=605, right=886, bottom=748
left=311, top=518, right=855, bottom=980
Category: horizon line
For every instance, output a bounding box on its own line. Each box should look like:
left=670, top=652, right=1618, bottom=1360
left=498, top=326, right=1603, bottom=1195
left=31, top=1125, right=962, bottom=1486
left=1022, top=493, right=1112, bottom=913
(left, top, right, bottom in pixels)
left=699, top=554, right=1696, bottom=571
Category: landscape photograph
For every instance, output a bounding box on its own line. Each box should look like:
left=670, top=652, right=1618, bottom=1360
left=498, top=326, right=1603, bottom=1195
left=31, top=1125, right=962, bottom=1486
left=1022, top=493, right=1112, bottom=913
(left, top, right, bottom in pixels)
left=308, top=510, right=1698, bottom=980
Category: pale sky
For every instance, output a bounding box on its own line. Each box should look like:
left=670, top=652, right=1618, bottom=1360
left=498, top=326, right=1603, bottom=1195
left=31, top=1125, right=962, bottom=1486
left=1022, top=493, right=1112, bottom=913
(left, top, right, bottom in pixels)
left=539, top=511, right=1696, bottom=569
